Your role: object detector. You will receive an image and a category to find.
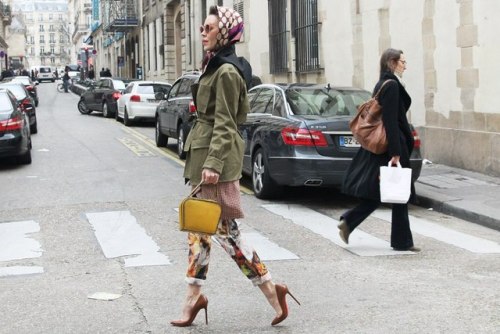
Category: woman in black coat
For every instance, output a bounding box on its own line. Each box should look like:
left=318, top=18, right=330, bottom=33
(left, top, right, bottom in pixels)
left=338, top=48, right=420, bottom=252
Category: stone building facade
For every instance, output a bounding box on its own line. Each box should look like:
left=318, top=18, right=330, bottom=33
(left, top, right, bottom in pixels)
left=88, top=0, right=500, bottom=176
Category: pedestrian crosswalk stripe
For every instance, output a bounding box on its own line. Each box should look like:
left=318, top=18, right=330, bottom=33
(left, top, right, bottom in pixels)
left=86, top=211, right=171, bottom=267
left=241, top=231, right=300, bottom=261
left=262, top=204, right=416, bottom=256
left=372, top=210, right=500, bottom=254
left=0, top=220, right=44, bottom=277
left=0, top=266, right=44, bottom=277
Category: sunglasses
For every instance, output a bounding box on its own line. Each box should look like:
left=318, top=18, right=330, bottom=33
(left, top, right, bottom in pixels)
left=199, top=24, right=217, bottom=34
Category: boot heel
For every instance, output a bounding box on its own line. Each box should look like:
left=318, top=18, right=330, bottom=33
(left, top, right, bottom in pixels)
left=204, top=303, right=208, bottom=325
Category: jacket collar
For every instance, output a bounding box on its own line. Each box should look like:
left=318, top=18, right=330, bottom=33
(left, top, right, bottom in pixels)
left=202, top=45, right=252, bottom=89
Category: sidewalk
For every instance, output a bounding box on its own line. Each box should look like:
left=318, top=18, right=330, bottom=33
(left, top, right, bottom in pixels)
left=415, top=162, right=500, bottom=232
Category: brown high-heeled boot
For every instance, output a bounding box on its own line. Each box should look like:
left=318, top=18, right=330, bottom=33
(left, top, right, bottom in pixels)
left=271, top=284, right=300, bottom=326
left=170, top=294, right=209, bottom=327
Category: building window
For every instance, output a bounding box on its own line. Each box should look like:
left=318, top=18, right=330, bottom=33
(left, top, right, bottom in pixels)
left=268, top=0, right=288, bottom=74
left=49, top=14, right=53, bottom=21
left=292, top=0, right=320, bottom=72
left=39, top=14, right=43, bottom=21
left=39, top=25, right=45, bottom=32
left=40, top=46, right=45, bottom=55
left=50, top=33, right=55, bottom=43
left=40, top=35, right=45, bottom=43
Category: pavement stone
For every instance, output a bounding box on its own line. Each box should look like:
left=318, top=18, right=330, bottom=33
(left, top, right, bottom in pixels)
left=415, top=162, right=500, bottom=232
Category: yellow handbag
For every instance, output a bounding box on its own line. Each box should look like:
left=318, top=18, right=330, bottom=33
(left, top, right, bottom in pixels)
left=179, top=183, right=222, bottom=235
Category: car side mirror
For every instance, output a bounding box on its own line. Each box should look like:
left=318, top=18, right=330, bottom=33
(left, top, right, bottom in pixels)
left=35, top=81, right=39, bottom=85
left=155, top=92, right=166, bottom=100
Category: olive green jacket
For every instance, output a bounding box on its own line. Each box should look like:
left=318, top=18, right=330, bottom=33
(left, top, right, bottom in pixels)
left=183, top=63, right=249, bottom=184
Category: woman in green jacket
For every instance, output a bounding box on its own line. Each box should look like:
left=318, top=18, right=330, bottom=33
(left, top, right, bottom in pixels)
left=170, top=6, right=299, bottom=328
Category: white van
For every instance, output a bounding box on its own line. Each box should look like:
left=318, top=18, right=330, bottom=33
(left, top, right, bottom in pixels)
left=37, top=66, right=55, bottom=82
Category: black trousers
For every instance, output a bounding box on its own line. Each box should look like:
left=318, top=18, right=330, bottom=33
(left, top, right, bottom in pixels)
left=340, top=198, right=414, bottom=249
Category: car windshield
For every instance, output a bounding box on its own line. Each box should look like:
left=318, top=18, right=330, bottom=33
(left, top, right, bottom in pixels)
left=136, top=84, right=171, bottom=94
left=67, top=65, right=80, bottom=71
left=285, top=88, right=371, bottom=117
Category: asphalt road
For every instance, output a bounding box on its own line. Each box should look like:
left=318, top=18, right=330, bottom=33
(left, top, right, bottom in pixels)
left=0, top=82, right=499, bottom=334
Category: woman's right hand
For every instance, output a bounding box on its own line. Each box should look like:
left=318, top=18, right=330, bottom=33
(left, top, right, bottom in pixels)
left=201, top=168, right=220, bottom=184
left=389, top=155, right=400, bottom=166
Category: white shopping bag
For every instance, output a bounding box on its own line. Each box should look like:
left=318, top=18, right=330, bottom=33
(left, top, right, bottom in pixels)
left=379, top=162, right=412, bottom=204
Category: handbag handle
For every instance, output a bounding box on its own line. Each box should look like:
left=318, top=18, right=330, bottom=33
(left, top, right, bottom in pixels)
left=373, top=79, right=395, bottom=100
left=189, top=182, right=219, bottom=198
left=387, top=161, right=402, bottom=168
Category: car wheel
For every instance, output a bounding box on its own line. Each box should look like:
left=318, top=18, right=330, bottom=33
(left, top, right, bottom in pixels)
left=102, top=102, right=110, bottom=118
left=78, top=99, right=92, bottom=114
left=18, top=149, right=32, bottom=165
left=252, top=148, right=283, bottom=199
left=177, top=124, right=187, bottom=159
left=123, top=108, right=132, bottom=126
left=155, top=117, right=168, bottom=147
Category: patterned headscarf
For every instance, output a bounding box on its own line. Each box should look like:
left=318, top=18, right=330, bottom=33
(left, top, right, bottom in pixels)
left=215, top=6, right=244, bottom=50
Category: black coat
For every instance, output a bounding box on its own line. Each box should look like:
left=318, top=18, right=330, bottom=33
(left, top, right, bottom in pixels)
left=342, top=71, right=415, bottom=201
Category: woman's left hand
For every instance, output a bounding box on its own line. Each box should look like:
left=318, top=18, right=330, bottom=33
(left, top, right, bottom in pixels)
left=202, top=168, right=220, bottom=184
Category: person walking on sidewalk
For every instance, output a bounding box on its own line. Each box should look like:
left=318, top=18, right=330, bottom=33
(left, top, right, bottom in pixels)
left=170, top=5, right=299, bottom=328
left=338, top=48, right=420, bottom=252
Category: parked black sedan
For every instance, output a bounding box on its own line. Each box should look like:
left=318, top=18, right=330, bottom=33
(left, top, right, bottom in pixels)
left=0, top=82, right=38, bottom=134
left=241, top=83, right=423, bottom=199
left=0, top=88, right=32, bottom=164
left=77, top=78, right=129, bottom=117
left=155, top=71, right=201, bottom=159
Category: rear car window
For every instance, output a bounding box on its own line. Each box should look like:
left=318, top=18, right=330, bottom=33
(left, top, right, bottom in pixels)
left=286, top=88, right=371, bottom=117
left=0, top=94, right=14, bottom=114
left=136, top=84, right=171, bottom=94
left=39, top=67, right=51, bottom=73
left=112, top=80, right=126, bottom=90
left=0, top=85, right=26, bottom=99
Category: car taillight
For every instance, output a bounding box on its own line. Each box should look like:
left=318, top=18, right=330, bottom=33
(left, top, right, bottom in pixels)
left=412, top=129, right=421, bottom=149
left=189, top=100, right=197, bottom=113
left=130, top=95, right=141, bottom=102
left=26, top=86, right=34, bottom=91
left=21, top=98, right=33, bottom=110
left=0, top=116, right=24, bottom=131
left=281, top=127, right=328, bottom=147
left=112, top=92, right=122, bottom=100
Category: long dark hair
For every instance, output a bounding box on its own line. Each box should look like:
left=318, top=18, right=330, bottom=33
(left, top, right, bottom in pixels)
left=379, top=48, right=403, bottom=76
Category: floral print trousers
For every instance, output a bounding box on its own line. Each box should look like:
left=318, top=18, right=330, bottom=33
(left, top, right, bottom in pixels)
left=185, top=219, right=272, bottom=286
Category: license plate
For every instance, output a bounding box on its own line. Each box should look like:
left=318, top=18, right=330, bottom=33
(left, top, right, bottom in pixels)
left=339, top=135, right=360, bottom=147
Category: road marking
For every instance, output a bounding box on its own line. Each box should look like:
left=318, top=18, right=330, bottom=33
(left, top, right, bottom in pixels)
left=117, top=137, right=156, bottom=157
left=262, top=204, right=416, bottom=256
left=0, top=266, right=44, bottom=277
left=372, top=210, right=500, bottom=253
left=86, top=211, right=171, bottom=267
left=240, top=230, right=300, bottom=261
left=0, top=220, right=44, bottom=277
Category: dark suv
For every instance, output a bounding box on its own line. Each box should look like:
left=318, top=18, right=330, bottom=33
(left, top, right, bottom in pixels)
left=155, top=71, right=201, bottom=159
